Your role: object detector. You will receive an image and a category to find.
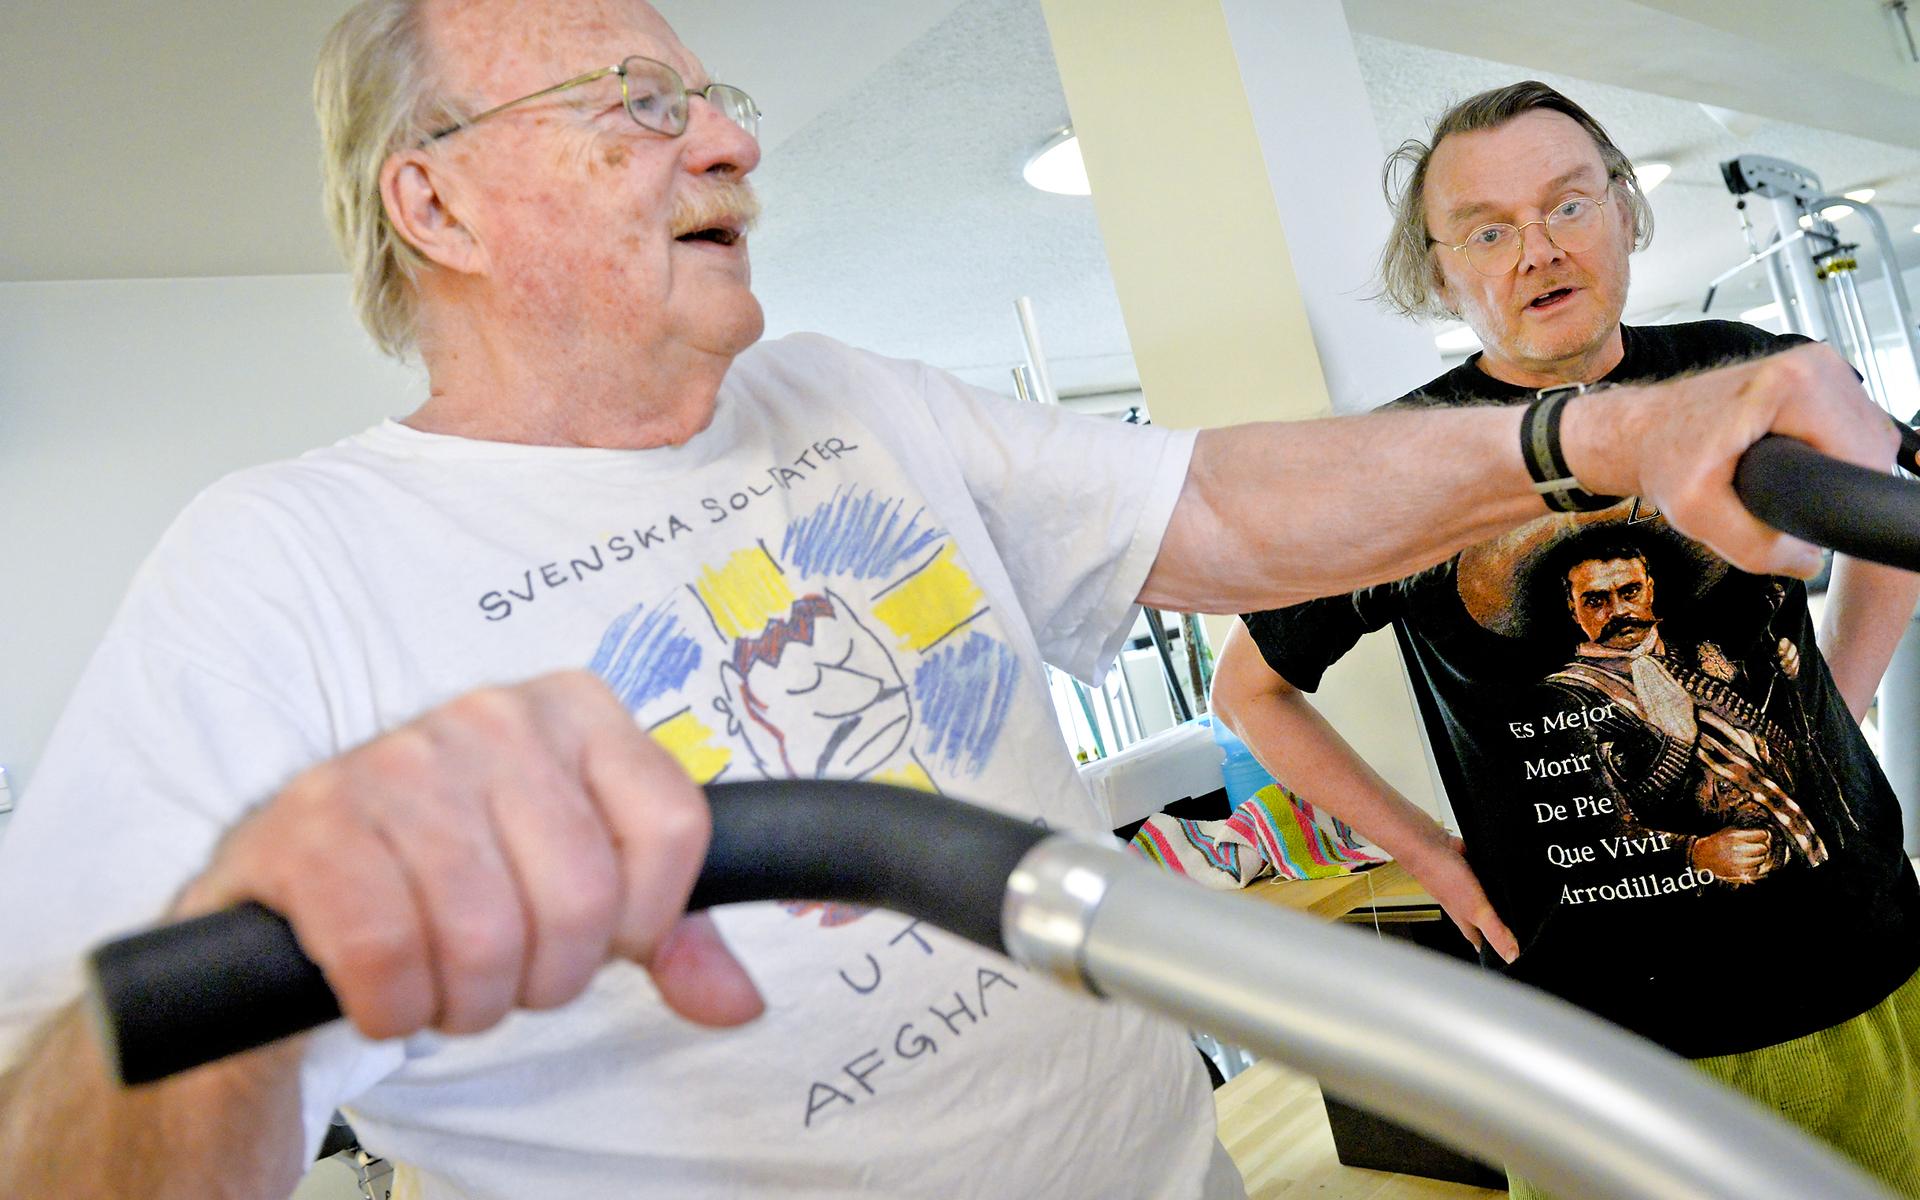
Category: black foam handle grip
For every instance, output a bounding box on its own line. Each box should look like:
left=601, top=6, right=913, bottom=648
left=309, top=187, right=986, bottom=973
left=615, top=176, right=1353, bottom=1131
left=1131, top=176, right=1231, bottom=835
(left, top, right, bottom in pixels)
left=1733, top=434, right=1920, bottom=572
left=87, top=901, right=343, bottom=1087
left=87, top=781, right=1051, bottom=1087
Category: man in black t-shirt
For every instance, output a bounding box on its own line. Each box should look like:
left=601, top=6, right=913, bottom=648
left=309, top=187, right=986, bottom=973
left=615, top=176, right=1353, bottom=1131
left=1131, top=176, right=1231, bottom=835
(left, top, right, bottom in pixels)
left=1212, top=81, right=1920, bottom=1196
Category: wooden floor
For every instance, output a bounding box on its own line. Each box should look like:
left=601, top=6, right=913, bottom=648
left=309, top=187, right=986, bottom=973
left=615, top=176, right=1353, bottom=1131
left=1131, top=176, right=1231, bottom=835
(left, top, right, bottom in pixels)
left=1215, top=1060, right=1506, bottom=1200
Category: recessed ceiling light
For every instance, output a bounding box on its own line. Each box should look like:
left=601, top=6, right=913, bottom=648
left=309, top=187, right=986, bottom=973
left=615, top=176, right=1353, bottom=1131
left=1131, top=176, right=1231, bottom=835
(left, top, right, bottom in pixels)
left=1433, top=323, right=1482, bottom=355
left=1023, top=128, right=1089, bottom=196
left=1912, top=221, right=1920, bottom=235
left=1635, top=162, right=1672, bottom=193
left=1742, top=301, right=1784, bottom=324
left=1820, top=203, right=1855, bottom=221
left=1845, top=188, right=1877, bottom=204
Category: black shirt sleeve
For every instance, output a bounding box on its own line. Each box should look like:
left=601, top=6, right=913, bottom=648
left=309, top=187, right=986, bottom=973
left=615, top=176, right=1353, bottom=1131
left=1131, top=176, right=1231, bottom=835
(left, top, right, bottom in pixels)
left=1241, top=581, right=1406, bottom=693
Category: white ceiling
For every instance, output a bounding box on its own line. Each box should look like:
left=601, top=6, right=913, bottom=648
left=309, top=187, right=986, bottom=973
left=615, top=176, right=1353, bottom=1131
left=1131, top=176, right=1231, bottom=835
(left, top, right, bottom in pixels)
left=0, top=1, right=963, bottom=280
left=9, top=0, right=1920, bottom=401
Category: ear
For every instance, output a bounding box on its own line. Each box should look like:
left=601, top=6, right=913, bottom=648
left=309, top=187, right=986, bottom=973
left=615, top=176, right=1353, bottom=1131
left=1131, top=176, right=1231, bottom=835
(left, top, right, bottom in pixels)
left=1616, top=182, right=1640, bottom=246
left=380, top=148, right=488, bottom=276
left=1413, top=239, right=1454, bottom=314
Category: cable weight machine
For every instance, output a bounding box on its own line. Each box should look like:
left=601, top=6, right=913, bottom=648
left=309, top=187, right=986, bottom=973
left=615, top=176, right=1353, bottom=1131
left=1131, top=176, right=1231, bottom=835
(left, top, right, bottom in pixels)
left=1707, top=153, right=1920, bottom=851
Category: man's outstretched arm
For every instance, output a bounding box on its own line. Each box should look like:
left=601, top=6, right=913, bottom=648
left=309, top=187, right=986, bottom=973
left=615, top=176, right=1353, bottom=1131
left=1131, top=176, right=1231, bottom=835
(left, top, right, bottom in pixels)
left=1142, top=344, right=1892, bottom=612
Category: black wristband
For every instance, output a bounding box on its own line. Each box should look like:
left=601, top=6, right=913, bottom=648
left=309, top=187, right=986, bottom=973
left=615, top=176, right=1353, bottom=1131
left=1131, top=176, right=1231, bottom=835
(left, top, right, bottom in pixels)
left=1521, top=383, right=1621, bottom=513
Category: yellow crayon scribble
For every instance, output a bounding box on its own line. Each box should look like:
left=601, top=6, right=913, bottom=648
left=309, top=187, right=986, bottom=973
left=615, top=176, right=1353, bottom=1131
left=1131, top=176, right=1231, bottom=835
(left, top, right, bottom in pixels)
left=873, top=545, right=986, bottom=652
left=871, top=758, right=936, bottom=793
left=649, top=709, right=733, bottom=784
left=694, top=548, right=796, bottom=640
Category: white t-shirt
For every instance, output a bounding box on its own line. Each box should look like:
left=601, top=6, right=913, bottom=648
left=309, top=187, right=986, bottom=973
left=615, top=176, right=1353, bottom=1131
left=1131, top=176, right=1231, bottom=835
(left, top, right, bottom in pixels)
left=0, top=335, right=1227, bottom=1198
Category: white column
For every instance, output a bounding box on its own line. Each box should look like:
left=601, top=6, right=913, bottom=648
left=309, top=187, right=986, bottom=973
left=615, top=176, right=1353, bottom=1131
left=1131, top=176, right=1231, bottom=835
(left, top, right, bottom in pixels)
left=1042, top=0, right=1451, bottom=822
left=1219, top=0, right=1454, bottom=823
left=1220, top=0, right=1444, bottom=415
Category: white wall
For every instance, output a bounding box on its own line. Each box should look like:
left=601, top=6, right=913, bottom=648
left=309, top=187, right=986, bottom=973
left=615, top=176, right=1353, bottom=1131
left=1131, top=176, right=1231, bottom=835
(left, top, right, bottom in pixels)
left=1221, top=0, right=1444, bottom=417
left=0, top=275, right=422, bottom=831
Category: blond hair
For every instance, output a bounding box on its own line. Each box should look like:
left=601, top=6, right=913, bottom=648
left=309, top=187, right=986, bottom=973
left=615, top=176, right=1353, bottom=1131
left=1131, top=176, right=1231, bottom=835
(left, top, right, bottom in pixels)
left=314, top=0, right=461, bottom=358
left=1375, top=81, right=1654, bottom=321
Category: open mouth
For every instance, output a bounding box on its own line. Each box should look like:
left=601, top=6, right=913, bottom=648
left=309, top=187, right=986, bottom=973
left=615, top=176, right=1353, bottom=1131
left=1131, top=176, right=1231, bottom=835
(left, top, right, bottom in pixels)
left=676, top=225, right=741, bottom=247
left=1528, top=287, right=1574, bottom=310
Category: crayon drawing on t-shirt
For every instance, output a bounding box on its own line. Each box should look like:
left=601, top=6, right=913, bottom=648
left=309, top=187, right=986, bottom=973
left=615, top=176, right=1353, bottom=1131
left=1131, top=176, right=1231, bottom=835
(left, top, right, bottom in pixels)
left=585, top=485, right=1025, bottom=927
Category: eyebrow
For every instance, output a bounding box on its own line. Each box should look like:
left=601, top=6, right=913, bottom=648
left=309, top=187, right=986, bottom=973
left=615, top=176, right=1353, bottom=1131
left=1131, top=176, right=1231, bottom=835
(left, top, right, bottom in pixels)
left=1444, top=166, right=1605, bottom=227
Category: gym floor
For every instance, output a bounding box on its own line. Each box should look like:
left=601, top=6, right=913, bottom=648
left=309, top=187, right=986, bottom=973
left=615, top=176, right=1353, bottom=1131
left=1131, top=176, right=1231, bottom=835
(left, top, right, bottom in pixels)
left=1217, top=1060, right=1504, bottom=1199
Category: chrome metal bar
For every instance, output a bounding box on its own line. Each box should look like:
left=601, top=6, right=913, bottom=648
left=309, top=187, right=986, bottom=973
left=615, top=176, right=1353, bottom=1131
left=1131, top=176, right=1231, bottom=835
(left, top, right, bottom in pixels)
left=1836, top=268, right=1892, bottom=407
left=1762, top=233, right=1795, bottom=328
left=1142, top=608, right=1194, bottom=722
left=1004, top=839, right=1892, bottom=1200
left=1010, top=364, right=1035, bottom=405
left=1700, top=226, right=1811, bottom=291
left=1769, top=194, right=1837, bottom=340
left=1893, top=0, right=1919, bottom=62
left=1013, top=296, right=1059, bottom=405
left=1109, top=656, right=1144, bottom=746
left=1094, top=667, right=1125, bottom=750
left=1065, top=671, right=1107, bottom=758
left=1850, top=201, right=1920, bottom=398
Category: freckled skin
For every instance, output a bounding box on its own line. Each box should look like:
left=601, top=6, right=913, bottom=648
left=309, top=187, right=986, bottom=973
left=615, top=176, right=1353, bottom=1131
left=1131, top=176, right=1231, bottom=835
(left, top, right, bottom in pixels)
left=1423, top=110, right=1633, bottom=389
left=401, top=0, right=764, bottom=448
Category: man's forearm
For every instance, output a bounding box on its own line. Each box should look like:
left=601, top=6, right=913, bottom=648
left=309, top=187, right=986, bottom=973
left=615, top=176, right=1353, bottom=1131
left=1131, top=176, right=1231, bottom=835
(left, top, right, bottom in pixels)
left=1144, top=347, right=1889, bottom=614
left=1145, top=404, right=1542, bottom=612
left=0, top=1002, right=307, bottom=1199
left=1820, top=554, right=1920, bottom=721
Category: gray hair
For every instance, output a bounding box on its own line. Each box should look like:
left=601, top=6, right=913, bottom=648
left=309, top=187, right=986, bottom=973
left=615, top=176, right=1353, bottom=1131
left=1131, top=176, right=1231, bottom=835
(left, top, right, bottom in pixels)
left=314, top=0, right=463, bottom=359
left=1375, top=81, right=1654, bottom=320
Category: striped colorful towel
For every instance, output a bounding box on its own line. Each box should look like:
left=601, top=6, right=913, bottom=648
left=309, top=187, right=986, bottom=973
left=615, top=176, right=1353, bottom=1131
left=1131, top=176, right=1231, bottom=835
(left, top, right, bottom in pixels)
left=1129, top=781, right=1387, bottom=889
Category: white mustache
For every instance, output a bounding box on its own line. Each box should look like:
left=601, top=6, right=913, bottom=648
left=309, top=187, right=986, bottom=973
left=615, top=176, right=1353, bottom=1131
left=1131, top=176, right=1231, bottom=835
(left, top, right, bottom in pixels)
left=670, top=181, right=761, bottom=238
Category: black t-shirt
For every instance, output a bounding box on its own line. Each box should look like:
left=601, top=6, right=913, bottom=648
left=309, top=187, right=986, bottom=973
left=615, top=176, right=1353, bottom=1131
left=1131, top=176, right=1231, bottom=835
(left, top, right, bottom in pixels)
left=1243, top=321, right=1920, bottom=1057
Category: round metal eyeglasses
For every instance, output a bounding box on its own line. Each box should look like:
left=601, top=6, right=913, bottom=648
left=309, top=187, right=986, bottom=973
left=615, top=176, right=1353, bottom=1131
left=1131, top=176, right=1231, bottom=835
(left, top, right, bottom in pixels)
left=426, top=55, right=759, bottom=144
left=1434, top=192, right=1611, bottom=276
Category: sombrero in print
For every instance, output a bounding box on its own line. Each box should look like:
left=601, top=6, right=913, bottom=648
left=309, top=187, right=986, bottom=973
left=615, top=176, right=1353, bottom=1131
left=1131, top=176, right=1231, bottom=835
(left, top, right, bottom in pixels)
left=1453, top=498, right=1729, bottom=640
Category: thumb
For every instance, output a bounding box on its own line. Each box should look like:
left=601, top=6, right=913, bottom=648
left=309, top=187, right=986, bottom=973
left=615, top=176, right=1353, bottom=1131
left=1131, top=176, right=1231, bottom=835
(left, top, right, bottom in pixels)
left=1484, top=917, right=1521, bottom=965
left=649, top=912, right=766, bottom=1027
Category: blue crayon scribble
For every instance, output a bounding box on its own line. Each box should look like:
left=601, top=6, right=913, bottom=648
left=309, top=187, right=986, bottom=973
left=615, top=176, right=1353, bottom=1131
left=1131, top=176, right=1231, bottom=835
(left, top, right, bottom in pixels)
left=590, top=603, right=703, bottom=711
left=781, top=487, right=944, bottom=582
left=913, top=633, right=1021, bottom=777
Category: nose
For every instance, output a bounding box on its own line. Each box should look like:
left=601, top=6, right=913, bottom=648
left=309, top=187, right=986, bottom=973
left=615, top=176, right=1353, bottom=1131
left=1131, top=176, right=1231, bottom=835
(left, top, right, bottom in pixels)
left=1514, top=218, right=1564, bottom=273
left=682, top=94, right=761, bottom=179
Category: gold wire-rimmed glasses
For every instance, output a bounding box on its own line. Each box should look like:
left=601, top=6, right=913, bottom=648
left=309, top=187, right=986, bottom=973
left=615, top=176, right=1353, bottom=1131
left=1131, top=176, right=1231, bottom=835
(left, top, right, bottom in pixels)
left=1433, top=188, right=1614, bottom=276
left=425, top=54, right=760, bottom=144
